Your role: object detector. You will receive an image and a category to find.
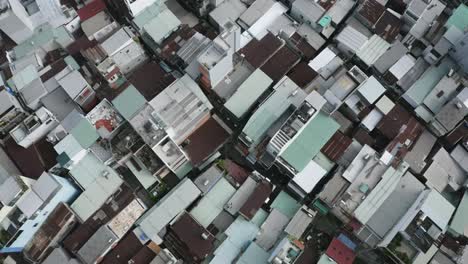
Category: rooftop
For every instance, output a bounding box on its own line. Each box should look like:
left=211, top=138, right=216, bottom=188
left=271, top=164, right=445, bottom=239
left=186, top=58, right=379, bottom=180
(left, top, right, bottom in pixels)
left=224, top=69, right=273, bottom=118
left=112, top=85, right=147, bottom=120
left=142, top=8, right=181, bottom=45
left=137, top=178, right=201, bottom=244
left=77, top=226, right=118, bottom=264
left=63, top=185, right=134, bottom=253
left=374, top=11, right=402, bottom=42
left=182, top=117, right=230, bottom=166
left=100, top=231, right=152, bottom=264
left=128, top=61, right=176, bottom=101
left=279, top=111, right=340, bottom=173
left=238, top=32, right=283, bottom=68
left=237, top=242, right=270, bottom=264
left=321, top=132, right=353, bottom=162
left=23, top=203, right=76, bottom=262
left=325, top=237, right=356, bottom=264
left=77, top=0, right=106, bottom=21
left=261, top=45, right=300, bottom=82
left=239, top=179, right=272, bottom=220
left=166, top=212, right=215, bottom=262
left=450, top=190, right=468, bottom=236
left=241, top=76, right=305, bottom=148
left=190, top=177, right=236, bottom=228
left=445, top=4, right=468, bottom=31
left=358, top=0, right=385, bottom=25
left=270, top=191, right=301, bottom=219
left=255, top=209, right=290, bottom=250
left=287, top=62, right=318, bottom=88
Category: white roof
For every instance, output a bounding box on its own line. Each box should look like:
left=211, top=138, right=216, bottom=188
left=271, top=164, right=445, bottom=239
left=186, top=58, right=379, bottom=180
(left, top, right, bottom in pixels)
left=305, top=91, right=327, bottom=111
left=389, top=54, right=416, bottom=80
left=357, top=76, right=386, bottom=104
left=457, top=87, right=468, bottom=107
left=100, top=27, right=133, bottom=56
left=342, top=145, right=376, bottom=182
left=16, top=190, right=44, bottom=218
left=69, top=152, right=123, bottom=221
left=361, top=108, right=384, bottom=131
left=239, top=0, right=276, bottom=27
left=138, top=178, right=201, bottom=244
left=56, top=70, right=89, bottom=99
left=32, top=172, right=60, bottom=201
left=293, top=160, right=327, bottom=193
left=308, top=47, right=336, bottom=72
left=420, top=189, right=455, bottom=230
left=375, top=95, right=395, bottom=115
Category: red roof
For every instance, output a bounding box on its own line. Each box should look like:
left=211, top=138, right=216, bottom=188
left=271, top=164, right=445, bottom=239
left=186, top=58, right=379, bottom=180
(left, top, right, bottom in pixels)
left=78, top=0, right=106, bottom=21
left=325, top=238, right=356, bottom=264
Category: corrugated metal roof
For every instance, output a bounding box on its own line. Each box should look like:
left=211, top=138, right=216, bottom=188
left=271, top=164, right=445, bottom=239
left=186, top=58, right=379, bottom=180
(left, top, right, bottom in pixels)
left=450, top=190, right=468, bottom=236
left=143, top=9, right=181, bottom=45
left=69, top=152, right=123, bottom=221
left=403, top=57, right=455, bottom=108
left=210, top=216, right=259, bottom=264
left=255, top=209, right=290, bottom=250
left=373, top=41, right=407, bottom=74
left=284, top=207, right=315, bottom=239
left=239, top=0, right=276, bottom=27
left=280, top=112, right=339, bottom=172
left=242, top=77, right=305, bottom=146
left=190, top=177, right=236, bottom=228
left=112, top=85, right=147, bottom=120
left=356, top=35, right=391, bottom=66
left=237, top=242, right=269, bottom=264
left=336, top=25, right=369, bottom=53
left=354, top=166, right=407, bottom=224
left=133, top=2, right=165, bottom=29
left=365, top=172, right=424, bottom=238
left=224, top=69, right=273, bottom=118
left=138, top=178, right=201, bottom=244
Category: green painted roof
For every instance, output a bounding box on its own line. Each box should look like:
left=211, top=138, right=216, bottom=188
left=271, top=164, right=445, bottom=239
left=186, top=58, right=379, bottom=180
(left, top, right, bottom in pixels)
left=242, top=78, right=300, bottom=146
left=446, top=4, right=468, bottom=31
left=280, top=112, right=339, bottom=172
left=174, top=162, right=192, bottom=179
left=224, top=69, right=273, bottom=118
left=450, top=191, right=468, bottom=236
left=251, top=208, right=269, bottom=227
left=190, top=177, right=236, bottom=228
left=271, top=191, right=301, bottom=219
left=112, top=85, right=146, bottom=120
left=237, top=242, right=269, bottom=264
left=70, top=119, right=99, bottom=148
left=64, top=55, right=80, bottom=70
left=313, top=152, right=335, bottom=172
left=313, top=199, right=329, bottom=215
left=13, top=24, right=73, bottom=59
left=133, top=2, right=165, bottom=29
left=404, top=57, right=455, bottom=107
left=142, top=8, right=181, bottom=45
